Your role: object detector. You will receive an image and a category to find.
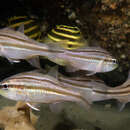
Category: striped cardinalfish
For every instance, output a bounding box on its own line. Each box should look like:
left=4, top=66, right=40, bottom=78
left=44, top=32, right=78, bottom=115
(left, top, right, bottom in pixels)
left=93, top=71, right=130, bottom=111
left=0, top=25, right=65, bottom=68
left=48, top=45, right=118, bottom=74
left=43, top=25, right=87, bottom=50
left=4, top=16, right=42, bottom=41
left=0, top=70, right=90, bottom=111
left=58, top=72, right=109, bottom=103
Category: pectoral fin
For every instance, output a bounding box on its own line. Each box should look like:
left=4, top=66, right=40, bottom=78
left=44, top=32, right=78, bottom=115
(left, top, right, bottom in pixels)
left=27, top=57, right=41, bottom=69
left=95, top=60, right=104, bottom=73
left=85, top=60, right=104, bottom=76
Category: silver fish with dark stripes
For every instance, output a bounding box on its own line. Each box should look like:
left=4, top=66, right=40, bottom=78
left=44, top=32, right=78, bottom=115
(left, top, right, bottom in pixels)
left=58, top=72, right=109, bottom=103
left=0, top=26, right=64, bottom=68
left=0, top=25, right=118, bottom=73
left=0, top=70, right=90, bottom=110
left=93, top=71, right=130, bottom=110
left=49, top=45, right=118, bottom=74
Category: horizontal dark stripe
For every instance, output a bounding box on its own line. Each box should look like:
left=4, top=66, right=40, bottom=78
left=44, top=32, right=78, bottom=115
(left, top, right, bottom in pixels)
left=67, top=53, right=114, bottom=63
left=69, top=77, right=104, bottom=84
left=94, top=85, right=130, bottom=95
left=59, top=77, right=92, bottom=89
left=68, top=48, right=112, bottom=56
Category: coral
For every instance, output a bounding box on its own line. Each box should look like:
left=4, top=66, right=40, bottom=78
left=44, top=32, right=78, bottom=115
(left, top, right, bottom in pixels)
left=0, top=102, right=38, bottom=130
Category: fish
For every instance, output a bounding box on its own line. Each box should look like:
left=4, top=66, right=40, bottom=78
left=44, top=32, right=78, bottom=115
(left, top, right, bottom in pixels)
left=59, top=69, right=130, bottom=110
left=48, top=45, right=118, bottom=74
left=3, top=18, right=87, bottom=50
left=43, top=25, right=87, bottom=50
left=0, top=25, right=64, bottom=68
left=0, top=70, right=90, bottom=111
left=58, top=72, right=109, bottom=103
left=4, top=16, right=42, bottom=41
left=0, top=25, right=118, bottom=73
left=93, top=71, right=130, bottom=111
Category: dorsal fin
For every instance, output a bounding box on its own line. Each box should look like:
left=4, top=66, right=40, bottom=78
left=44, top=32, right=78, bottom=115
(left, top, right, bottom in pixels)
left=17, top=24, right=24, bottom=33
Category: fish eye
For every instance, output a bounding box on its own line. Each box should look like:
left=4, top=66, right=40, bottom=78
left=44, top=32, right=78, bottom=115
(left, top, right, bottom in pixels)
left=112, top=59, right=117, bottom=64
left=2, top=84, right=8, bottom=90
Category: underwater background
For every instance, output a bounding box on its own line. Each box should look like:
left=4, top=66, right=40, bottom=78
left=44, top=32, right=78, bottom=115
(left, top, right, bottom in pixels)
left=0, top=0, right=129, bottom=130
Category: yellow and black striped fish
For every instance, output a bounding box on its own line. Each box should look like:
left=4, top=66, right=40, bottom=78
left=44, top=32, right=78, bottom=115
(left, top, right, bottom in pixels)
left=3, top=16, right=87, bottom=50
left=5, top=16, right=42, bottom=41
left=44, top=25, right=87, bottom=50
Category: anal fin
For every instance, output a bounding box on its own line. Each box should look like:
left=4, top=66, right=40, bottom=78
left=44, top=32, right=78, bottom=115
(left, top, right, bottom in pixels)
left=26, top=102, right=40, bottom=111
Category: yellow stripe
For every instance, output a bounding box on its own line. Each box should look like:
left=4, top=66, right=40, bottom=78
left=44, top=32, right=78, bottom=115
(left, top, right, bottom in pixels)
left=24, top=25, right=39, bottom=33
left=48, top=34, right=62, bottom=42
left=48, top=34, right=84, bottom=50
left=56, top=25, right=80, bottom=33
left=48, top=34, right=83, bottom=45
left=52, top=29, right=80, bottom=40
left=67, top=41, right=84, bottom=46
left=29, top=32, right=41, bottom=39
left=9, top=20, right=34, bottom=28
left=8, top=16, right=27, bottom=23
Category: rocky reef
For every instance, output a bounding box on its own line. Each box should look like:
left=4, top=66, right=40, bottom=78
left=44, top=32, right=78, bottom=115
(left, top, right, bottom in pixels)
left=77, top=0, right=130, bottom=72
